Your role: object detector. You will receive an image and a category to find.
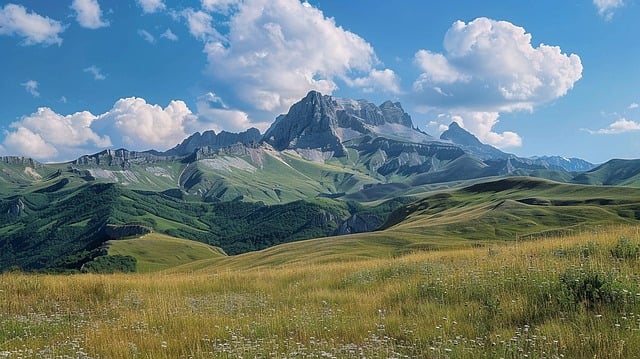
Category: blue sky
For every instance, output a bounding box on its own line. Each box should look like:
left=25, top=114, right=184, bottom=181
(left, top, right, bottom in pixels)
left=0, top=0, right=638, bottom=163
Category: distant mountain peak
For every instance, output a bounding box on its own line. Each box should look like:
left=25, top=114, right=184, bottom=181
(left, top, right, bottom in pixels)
left=440, top=122, right=480, bottom=146
left=440, top=122, right=507, bottom=159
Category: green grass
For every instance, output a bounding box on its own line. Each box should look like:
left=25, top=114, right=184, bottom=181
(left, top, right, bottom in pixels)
left=573, top=159, right=640, bottom=186
left=107, top=233, right=226, bottom=272
left=1, top=226, right=640, bottom=357
left=382, top=177, right=640, bottom=241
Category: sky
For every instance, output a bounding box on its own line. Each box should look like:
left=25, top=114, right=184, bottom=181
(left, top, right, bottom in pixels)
left=0, top=0, right=639, bottom=163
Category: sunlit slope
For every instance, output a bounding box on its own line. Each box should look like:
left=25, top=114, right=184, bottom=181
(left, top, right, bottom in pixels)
left=178, top=151, right=381, bottom=203
left=107, top=233, right=226, bottom=272
left=169, top=230, right=473, bottom=273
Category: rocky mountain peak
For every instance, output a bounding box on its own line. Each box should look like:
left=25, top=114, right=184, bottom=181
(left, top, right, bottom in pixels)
left=440, top=122, right=508, bottom=160
left=263, top=91, right=420, bottom=156
left=263, top=90, right=345, bottom=155
left=379, top=101, right=413, bottom=127
left=440, top=122, right=480, bottom=147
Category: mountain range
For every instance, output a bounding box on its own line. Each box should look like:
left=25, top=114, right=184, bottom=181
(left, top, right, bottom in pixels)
left=2, top=90, right=640, bottom=272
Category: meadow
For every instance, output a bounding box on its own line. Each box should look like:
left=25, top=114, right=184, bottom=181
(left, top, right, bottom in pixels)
left=1, top=225, right=640, bottom=358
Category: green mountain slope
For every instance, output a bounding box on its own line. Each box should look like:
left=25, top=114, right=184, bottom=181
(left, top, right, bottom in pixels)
left=0, top=178, right=408, bottom=272
left=382, top=177, right=640, bottom=241
left=572, top=159, right=640, bottom=186
left=0, top=183, right=117, bottom=270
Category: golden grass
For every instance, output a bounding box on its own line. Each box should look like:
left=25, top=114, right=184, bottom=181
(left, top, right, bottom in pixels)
left=1, top=225, right=640, bottom=357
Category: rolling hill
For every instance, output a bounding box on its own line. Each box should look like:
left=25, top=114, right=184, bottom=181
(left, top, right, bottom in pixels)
left=572, top=159, right=640, bottom=186
left=161, top=177, right=640, bottom=272
left=107, top=233, right=226, bottom=272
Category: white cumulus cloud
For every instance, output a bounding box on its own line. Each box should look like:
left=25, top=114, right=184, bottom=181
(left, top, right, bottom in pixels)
left=71, top=0, right=109, bottom=29
left=628, top=102, right=639, bottom=110
left=594, top=0, right=624, bottom=20
left=3, top=107, right=112, bottom=160
left=137, top=0, right=165, bottom=14
left=99, top=97, right=202, bottom=150
left=413, top=17, right=582, bottom=148
left=0, top=3, right=65, bottom=46
left=21, top=80, right=40, bottom=97
left=4, top=127, right=58, bottom=159
left=1, top=98, right=234, bottom=161
left=586, top=118, right=640, bottom=134
left=187, top=0, right=398, bottom=113
left=414, top=50, right=469, bottom=85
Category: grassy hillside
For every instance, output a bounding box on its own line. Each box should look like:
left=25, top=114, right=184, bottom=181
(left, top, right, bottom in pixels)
left=572, top=158, right=640, bottom=186
left=382, top=177, right=640, bottom=242
left=1, top=226, right=639, bottom=358
left=107, top=233, right=226, bottom=272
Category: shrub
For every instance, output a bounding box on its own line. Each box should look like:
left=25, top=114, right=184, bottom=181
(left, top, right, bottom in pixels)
left=610, top=237, right=640, bottom=260
left=559, top=268, right=632, bottom=310
left=82, top=255, right=137, bottom=273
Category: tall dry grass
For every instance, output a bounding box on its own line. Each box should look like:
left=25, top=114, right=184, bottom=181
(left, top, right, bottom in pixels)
left=1, top=225, right=639, bottom=358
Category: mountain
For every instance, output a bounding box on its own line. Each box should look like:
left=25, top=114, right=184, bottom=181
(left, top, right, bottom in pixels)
left=263, top=90, right=437, bottom=156
left=532, top=156, right=596, bottom=172
left=439, top=122, right=595, bottom=172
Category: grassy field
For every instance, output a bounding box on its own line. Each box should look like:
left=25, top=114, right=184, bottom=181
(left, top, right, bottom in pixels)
left=1, top=225, right=640, bottom=357
left=383, top=177, right=640, bottom=241
left=107, top=233, right=226, bottom=272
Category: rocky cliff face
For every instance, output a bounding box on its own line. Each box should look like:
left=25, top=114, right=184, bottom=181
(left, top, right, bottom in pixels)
left=73, top=149, right=173, bottom=168
left=165, top=128, right=262, bottom=157
left=336, top=214, right=383, bottom=235
left=1, top=156, right=42, bottom=168
left=263, top=91, right=347, bottom=155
